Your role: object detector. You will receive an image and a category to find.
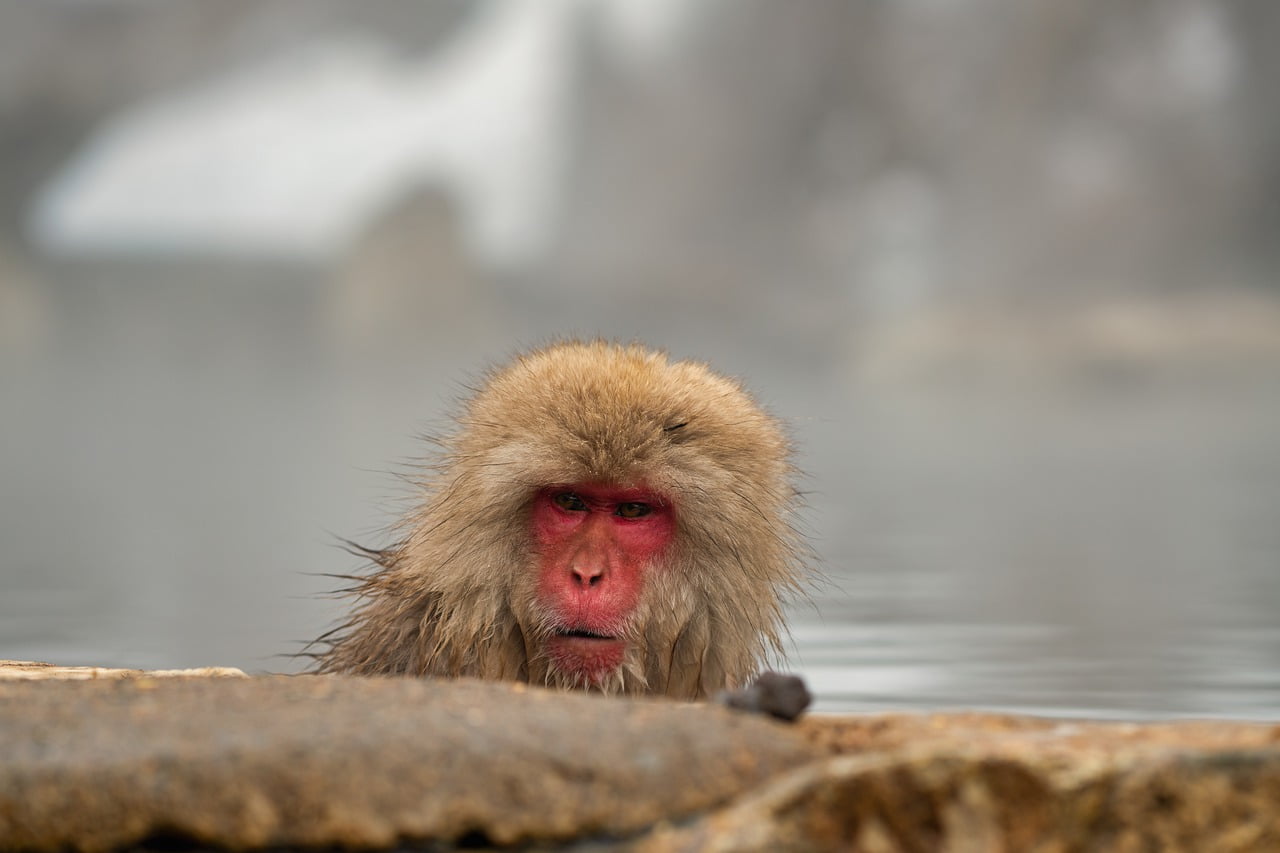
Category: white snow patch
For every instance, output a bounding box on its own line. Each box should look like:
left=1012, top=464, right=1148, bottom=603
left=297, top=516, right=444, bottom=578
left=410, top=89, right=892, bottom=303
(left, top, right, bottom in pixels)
left=29, top=0, right=582, bottom=269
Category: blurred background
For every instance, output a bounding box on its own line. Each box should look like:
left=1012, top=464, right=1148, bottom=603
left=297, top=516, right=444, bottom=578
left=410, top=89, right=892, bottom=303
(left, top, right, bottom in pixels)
left=2, top=0, right=1279, bottom=717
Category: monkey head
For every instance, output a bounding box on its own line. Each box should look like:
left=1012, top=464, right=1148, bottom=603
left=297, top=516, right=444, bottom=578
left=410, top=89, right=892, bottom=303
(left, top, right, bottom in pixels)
left=317, top=341, right=806, bottom=699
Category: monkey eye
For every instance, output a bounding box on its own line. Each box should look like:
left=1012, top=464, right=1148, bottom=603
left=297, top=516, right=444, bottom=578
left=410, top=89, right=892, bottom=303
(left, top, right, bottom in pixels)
left=553, top=492, right=588, bottom=512
left=615, top=502, right=652, bottom=519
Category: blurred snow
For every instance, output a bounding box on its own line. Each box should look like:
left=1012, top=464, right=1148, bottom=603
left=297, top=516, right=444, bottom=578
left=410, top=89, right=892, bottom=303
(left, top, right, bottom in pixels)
left=593, top=0, right=715, bottom=69
left=28, top=0, right=582, bottom=268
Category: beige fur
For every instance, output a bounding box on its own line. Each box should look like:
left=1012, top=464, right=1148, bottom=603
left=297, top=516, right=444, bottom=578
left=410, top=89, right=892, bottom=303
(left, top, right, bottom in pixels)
left=314, top=340, right=806, bottom=698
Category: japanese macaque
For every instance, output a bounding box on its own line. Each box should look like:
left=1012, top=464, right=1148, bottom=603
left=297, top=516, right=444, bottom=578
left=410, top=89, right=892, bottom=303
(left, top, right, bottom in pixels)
left=315, top=340, right=806, bottom=698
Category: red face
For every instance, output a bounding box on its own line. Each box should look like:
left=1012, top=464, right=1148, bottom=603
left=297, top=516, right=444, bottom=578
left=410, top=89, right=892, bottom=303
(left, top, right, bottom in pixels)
left=529, top=483, right=676, bottom=686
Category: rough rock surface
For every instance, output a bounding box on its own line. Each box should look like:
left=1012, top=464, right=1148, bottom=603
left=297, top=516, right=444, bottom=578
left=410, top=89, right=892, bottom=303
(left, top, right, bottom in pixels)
left=5, top=665, right=1280, bottom=852
left=637, top=712, right=1280, bottom=852
left=0, top=674, right=819, bottom=851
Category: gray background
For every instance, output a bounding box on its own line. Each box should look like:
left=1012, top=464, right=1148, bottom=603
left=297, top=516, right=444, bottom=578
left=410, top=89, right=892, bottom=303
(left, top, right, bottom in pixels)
left=2, top=0, right=1278, bottom=716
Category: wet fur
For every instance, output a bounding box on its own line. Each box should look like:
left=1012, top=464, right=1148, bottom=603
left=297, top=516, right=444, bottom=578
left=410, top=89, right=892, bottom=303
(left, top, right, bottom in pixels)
left=314, top=340, right=806, bottom=699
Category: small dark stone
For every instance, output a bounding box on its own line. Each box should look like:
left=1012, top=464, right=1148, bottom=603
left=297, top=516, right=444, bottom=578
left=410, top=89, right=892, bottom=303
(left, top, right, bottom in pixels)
left=716, top=671, right=812, bottom=722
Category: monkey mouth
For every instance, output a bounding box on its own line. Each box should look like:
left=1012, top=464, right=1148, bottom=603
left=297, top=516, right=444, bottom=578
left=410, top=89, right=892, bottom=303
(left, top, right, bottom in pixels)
left=547, top=628, right=628, bottom=684
left=554, top=628, right=618, bottom=641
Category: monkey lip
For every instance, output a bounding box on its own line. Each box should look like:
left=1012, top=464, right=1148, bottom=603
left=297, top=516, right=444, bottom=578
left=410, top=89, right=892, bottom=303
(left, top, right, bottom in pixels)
left=547, top=630, right=627, bottom=682
left=554, top=628, right=618, bottom=641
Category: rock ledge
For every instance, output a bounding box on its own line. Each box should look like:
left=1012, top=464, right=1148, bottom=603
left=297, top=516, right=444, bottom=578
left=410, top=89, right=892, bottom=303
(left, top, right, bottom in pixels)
left=2, top=665, right=1278, bottom=851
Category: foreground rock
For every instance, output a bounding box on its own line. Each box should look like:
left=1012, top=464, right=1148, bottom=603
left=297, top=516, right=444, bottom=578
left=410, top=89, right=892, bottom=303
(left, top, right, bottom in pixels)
left=641, top=713, right=1280, bottom=852
left=4, top=669, right=1280, bottom=852
left=0, top=674, right=818, bottom=851
left=0, top=659, right=246, bottom=680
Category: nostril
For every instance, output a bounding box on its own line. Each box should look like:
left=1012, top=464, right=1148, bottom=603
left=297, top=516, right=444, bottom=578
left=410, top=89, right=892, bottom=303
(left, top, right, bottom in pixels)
left=572, top=565, right=604, bottom=587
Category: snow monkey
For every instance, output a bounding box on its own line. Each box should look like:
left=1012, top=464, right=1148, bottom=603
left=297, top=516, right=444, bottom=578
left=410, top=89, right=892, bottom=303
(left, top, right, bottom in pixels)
left=316, top=340, right=806, bottom=698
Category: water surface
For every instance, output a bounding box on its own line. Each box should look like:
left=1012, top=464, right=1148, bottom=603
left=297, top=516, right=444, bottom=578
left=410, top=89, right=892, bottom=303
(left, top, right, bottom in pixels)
left=4, top=266, right=1278, bottom=719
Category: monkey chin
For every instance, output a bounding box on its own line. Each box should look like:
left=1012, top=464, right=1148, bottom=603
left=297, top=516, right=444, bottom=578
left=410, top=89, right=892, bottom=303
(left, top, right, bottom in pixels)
left=546, top=633, right=628, bottom=688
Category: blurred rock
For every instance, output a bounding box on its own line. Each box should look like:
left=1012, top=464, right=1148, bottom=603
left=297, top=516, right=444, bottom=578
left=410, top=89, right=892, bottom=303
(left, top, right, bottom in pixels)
left=848, top=287, right=1280, bottom=387
left=3, top=672, right=1280, bottom=851
left=0, top=659, right=245, bottom=680
left=327, top=187, right=503, bottom=362
left=646, top=712, right=1280, bottom=851
left=0, top=241, right=47, bottom=358
left=0, top=673, right=818, bottom=851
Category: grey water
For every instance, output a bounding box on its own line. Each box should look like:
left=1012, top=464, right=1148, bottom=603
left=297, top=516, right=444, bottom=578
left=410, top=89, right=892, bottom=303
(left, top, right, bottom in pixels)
left=797, top=379, right=1280, bottom=718
left=3, top=265, right=1279, bottom=720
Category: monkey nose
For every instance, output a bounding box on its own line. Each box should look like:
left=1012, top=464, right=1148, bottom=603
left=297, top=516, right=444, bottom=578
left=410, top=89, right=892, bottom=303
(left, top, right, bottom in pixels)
left=570, top=563, right=605, bottom=587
